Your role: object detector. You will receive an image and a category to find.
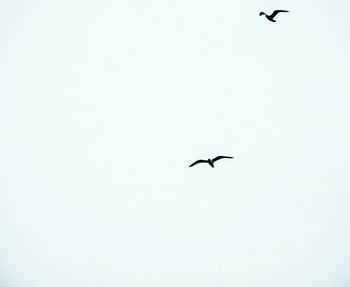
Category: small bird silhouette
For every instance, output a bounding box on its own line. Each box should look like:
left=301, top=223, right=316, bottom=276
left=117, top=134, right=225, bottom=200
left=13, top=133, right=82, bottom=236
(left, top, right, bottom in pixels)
left=259, top=10, right=289, bottom=22
left=189, top=156, right=233, bottom=168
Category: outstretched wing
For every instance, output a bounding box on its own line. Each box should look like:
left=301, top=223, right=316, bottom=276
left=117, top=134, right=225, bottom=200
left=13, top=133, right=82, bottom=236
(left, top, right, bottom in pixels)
left=271, top=10, right=289, bottom=18
left=189, top=160, right=208, bottom=167
left=212, top=156, right=233, bottom=163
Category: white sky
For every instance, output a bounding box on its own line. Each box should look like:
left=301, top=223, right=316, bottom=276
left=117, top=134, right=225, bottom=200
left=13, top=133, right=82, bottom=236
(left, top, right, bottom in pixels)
left=1, top=0, right=350, bottom=286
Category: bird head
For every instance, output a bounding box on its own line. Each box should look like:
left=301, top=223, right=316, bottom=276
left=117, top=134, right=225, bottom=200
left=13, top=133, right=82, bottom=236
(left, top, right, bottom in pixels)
left=259, top=12, right=265, bottom=16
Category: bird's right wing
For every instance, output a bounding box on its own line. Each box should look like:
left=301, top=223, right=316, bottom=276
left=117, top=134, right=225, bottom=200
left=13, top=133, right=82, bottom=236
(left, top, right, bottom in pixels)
left=212, top=156, right=233, bottom=162
left=189, top=160, right=207, bottom=167
left=271, top=10, right=289, bottom=17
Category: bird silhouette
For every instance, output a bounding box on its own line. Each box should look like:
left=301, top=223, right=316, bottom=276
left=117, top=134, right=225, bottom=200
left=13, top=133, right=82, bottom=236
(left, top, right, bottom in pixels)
left=259, top=10, right=289, bottom=22
left=189, top=156, right=233, bottom=168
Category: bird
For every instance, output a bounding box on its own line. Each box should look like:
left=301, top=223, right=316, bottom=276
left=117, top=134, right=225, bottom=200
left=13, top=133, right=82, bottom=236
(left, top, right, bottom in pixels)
left=259, top=10, right=289, bottom=22
left=189, top=156, right=233, bottom=168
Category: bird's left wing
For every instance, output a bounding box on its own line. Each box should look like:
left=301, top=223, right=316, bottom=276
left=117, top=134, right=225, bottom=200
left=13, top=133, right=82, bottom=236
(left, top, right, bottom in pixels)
left=189, top=160, right=207, bottom=167
left=212, top=156, right=233, bottom=163
left=271, top=10, right=289, bottom=18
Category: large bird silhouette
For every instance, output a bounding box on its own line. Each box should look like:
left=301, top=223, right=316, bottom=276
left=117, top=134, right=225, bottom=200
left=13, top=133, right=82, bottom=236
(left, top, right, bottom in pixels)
left=259, top=10, right=289, bottom=22
left=189, top=156, right=233, bottom=168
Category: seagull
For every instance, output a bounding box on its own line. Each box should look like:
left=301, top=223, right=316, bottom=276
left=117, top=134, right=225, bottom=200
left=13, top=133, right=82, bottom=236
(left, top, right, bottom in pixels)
left=189, top=156, right=233, bottom=168
left=259, top=10, right=289, bottom=22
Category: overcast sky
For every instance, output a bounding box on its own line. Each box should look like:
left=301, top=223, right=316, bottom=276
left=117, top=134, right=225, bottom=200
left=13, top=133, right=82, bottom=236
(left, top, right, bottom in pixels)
left=1, top=0, right=350, bottom=286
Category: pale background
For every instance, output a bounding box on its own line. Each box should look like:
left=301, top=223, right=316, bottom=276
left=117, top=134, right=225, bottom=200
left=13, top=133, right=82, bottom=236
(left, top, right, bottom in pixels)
left=1, top=0, right=350, bottom=286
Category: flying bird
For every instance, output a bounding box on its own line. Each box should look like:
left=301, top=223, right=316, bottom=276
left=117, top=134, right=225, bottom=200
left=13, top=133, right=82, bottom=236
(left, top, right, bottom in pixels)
left=189, top=156, right=233, bottom=168
left=259, top=10, right=289, bottom=22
